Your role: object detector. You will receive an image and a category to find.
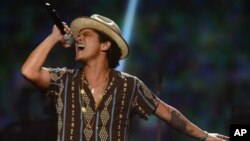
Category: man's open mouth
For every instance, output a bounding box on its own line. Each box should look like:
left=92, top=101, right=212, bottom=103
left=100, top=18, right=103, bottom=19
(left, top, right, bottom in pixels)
left=76, top=44, right=85, bottom=50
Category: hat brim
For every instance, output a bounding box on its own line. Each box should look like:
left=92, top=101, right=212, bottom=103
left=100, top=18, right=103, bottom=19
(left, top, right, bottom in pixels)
left=70, top=17, right=129, bottom=59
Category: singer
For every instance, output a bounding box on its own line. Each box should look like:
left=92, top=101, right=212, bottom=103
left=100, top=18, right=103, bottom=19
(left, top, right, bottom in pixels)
left=21, top=14, right=229, bottom=141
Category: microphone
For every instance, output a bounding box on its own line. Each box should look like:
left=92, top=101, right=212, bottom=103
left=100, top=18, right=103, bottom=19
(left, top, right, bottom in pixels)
left=44, top=2, right=74, bottom=45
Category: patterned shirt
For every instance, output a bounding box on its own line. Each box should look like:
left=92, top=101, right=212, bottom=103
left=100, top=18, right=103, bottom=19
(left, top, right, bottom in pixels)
left=46, top=67, right=159, bottom=141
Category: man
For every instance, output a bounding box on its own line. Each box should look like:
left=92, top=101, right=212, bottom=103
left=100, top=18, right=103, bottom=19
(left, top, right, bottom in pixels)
left=21, top=14, right=229, bottom=141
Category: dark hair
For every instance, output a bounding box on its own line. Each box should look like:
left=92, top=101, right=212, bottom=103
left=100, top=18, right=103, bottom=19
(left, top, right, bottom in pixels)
left=95, top=29, right=122, bottom=68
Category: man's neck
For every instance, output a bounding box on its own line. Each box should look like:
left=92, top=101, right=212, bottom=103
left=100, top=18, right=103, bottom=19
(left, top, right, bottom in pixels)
left=83, top=60, right=110, bottom=87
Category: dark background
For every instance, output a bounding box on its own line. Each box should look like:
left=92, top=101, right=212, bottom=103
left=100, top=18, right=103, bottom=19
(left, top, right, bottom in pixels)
left=0, top=0, right=249, bottom=140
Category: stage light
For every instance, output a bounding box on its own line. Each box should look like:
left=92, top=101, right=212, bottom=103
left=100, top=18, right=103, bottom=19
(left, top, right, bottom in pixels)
left=117, top=0, right=139, bottom=71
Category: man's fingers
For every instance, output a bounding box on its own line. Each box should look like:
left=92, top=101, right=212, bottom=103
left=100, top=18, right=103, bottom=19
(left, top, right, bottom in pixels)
left=216, top=134, right=230, bottom=140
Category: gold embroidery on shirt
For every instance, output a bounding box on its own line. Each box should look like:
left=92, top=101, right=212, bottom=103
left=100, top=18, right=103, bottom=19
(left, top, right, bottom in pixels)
left=56, top=80, right=64, bottom=141
left=137, top=80, right=158, bottom=106
left=99, top=95, right=112, bottom=140
left=82, top=90, right=94, bottom=140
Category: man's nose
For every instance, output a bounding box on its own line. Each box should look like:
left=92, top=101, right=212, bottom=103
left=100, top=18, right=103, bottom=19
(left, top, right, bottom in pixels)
left=76, top=36, right=82, bottom=43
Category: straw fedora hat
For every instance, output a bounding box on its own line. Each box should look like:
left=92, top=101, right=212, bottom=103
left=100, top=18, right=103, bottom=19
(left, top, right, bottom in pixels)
left=70, top=14, right=129, bottom=59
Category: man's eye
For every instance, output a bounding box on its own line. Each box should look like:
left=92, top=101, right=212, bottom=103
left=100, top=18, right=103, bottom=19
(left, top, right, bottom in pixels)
left=83, top=33, right=90, bottom=36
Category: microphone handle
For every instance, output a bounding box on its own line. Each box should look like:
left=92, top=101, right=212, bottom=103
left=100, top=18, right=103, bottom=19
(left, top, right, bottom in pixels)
left=45, top=3, right=65, bottom=34
left=45, top=3, right=74, bottom=45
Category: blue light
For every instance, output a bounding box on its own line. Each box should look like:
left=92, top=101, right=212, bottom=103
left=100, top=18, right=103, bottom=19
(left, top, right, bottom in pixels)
left=117, top=0, right=139, bottom=71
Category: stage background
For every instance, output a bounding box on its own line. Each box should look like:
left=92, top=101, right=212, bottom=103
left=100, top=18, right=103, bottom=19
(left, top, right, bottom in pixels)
left=0, top=0, right=249, bottom=140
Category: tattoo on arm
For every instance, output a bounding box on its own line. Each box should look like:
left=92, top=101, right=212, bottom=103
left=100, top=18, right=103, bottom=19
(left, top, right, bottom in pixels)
left=165, top=107, right=210, bottom=140
left=170, top=111, right=187, bottom=132
left=156, top=102, right=195, bottom=137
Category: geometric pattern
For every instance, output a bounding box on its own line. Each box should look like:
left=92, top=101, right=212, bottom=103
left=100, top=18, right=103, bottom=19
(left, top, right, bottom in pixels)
left=83, top=128, right=93, bottom=141
left=99, top=95, right=112, bottom=140
left=82, top=90, right=95, bottom=140
left=47, top=68, right=160, bottom=141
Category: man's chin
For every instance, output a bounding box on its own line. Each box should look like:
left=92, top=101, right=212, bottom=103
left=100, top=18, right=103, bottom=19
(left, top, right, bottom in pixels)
left=75, top=57, right=85, bottom=63
left=75, top=57, right=81, bottom=62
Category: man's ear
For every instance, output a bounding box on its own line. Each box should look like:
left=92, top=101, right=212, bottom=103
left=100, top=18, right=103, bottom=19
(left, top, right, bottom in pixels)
left=101, top=41, right=111, bottom=51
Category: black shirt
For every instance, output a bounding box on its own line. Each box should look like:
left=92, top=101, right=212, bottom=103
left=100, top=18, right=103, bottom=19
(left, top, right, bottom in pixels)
left=46, top=68, right=159, bottom=141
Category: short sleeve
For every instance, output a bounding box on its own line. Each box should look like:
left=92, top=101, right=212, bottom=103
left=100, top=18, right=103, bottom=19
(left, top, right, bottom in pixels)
left=132, top=79, right=159, bottom=120
left=43, top=67, right=67, bottom=96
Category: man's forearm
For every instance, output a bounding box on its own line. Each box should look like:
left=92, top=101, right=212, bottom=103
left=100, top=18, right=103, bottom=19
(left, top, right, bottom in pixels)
left=169, top=107, right=206, bottom=139
left=21, top=34, right=58, bottom=79
left=155, top=101, right=207, bottom=140
left=21, top=33, right=61, bottom=91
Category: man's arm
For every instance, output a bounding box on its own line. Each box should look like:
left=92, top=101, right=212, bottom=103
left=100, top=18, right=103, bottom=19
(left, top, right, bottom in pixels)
left=21, top=24, right=69, bottom=90
left=155, top=100, right=229, bottom=141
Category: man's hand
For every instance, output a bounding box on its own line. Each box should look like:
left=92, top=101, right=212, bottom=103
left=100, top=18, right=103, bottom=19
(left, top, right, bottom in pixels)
left=206, top=133, right=229, bottom=141
left=51, top=22, right=72, bottom=48
left=61, top=22, right=72, bottom=48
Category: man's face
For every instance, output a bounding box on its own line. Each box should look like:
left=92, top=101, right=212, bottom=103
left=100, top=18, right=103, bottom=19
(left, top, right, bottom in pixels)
left=75, top=28, right=102, bottom=62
